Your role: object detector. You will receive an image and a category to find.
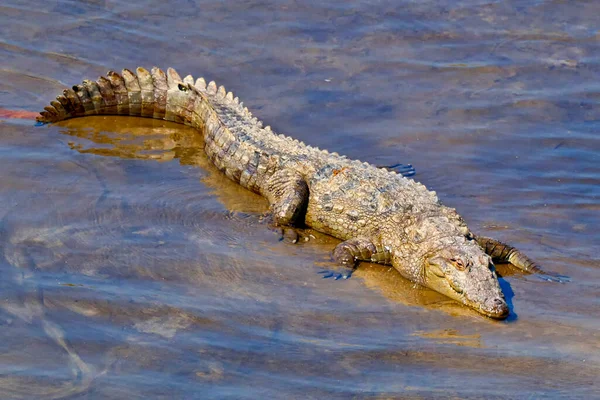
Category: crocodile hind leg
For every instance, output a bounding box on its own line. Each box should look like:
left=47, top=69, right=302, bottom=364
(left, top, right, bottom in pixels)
left=319, top=237, right=378, bottom=280
left=263, top=169, right=309, bottom=226
left=476, top=236, right=568, bottom=282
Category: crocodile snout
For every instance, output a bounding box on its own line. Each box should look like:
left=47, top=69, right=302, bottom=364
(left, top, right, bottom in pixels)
left=485, top=297, right=509, bottom=319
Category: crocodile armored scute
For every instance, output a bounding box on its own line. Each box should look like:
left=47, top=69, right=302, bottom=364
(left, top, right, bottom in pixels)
left=38, top=66, right=558, bottom=319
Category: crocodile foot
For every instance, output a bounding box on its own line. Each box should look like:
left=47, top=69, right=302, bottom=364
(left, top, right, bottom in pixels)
left=379, top=163, right=416, bottom=177
left=529, top=271, right=570, bottom=283
left=278, top=226, right=301, bottom=244
left=318, top=266, right=354, bottom=280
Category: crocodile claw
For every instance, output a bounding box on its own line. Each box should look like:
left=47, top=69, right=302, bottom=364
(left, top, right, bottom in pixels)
left=379, top=163, right=416, bottom=177
left=318, top=269, right=352, bottom=280
left=533, top=272, right=570, bottom=284
left=278, top=227, right=300, bottom=244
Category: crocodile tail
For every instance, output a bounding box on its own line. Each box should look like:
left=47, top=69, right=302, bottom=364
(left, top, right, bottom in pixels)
left=36, top=66, right=202, bottom=124
left=36, top=67, right=287, bottom=195
left=475, top=236, right=543, bottom=274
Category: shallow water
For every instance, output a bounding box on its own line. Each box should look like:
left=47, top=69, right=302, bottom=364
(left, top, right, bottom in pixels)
left=1, top=0, right=599, bottom=398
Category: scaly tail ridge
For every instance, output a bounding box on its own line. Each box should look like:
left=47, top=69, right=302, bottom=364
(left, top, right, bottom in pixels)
left=122, top=68, right=142, bottom=116
left=37, top=67, right=277, bottom=192
left=150, top=67, right=168, bottom=119
left=36, top=66, right=340, bottom=162
left=136, top=67, right=155, bottom=117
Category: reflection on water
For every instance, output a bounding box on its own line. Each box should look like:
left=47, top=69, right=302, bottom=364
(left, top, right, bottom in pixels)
left=411, top=329, right=482, bottom=348
left=1, top=0, right=600, bottom=398
left=61, top=117, right=270, bottom=215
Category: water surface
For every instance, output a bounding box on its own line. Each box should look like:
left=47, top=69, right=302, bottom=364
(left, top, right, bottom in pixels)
left=1, top=1, right=599, bottom=398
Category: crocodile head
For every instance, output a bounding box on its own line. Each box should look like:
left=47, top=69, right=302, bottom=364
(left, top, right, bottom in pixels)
left=424, top=240, right=509, bottom=319
left=392, top=216, right=509, bottom=319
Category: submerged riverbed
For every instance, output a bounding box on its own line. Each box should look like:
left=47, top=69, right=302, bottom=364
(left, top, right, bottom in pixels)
left=1, top=1, right=599, bottom=398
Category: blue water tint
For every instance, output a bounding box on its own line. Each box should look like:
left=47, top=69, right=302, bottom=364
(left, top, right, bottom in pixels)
left=1, top=0, right=600, bottom=398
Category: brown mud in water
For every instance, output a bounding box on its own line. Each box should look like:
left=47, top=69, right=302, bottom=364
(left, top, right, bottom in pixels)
left=1, top=1, right=599, bottom=398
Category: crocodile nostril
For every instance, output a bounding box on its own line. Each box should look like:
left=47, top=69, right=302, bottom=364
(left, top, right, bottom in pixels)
left=487, top=297, right=509, bottom=319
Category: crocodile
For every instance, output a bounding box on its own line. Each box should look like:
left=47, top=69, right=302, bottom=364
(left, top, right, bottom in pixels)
left=37, top=66, right=555, bottom=319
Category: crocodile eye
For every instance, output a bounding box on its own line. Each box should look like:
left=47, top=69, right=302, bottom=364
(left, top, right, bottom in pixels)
left=451, top=258, right=467, bottom=271
left=178, top=83, right=188, bottom=92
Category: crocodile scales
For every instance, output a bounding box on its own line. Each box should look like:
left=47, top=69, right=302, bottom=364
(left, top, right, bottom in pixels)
left=37, top=66, right=553, bottom=319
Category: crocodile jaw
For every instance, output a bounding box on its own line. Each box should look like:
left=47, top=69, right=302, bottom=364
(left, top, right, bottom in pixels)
left=425, top=261, right=509, bottom=319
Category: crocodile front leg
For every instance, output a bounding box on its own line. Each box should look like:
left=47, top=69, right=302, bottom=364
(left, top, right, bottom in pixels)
left=263, top=169, right=309, bottom=226
left=319, top=237, right=378, bottom=280
left=476, top=236, right=568, bottom=282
